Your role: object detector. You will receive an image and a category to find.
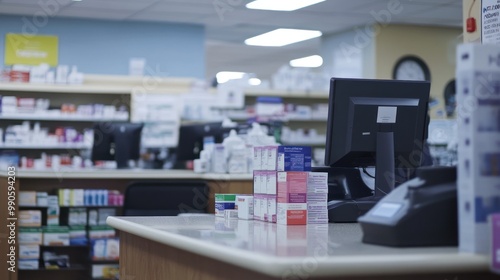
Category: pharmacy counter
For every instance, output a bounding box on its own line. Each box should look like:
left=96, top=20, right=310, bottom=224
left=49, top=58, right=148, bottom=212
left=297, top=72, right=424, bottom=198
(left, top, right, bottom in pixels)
left=107, top=216, right=496, bottom=280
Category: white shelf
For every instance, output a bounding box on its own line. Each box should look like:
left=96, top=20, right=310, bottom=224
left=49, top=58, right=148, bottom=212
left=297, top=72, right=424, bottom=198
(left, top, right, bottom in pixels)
left=244, top=88, right=328, bottom=99
left=0, top=113, right=128, bottom=122
left=0, top=76, right=195, bottom=95
left=0, top=82, right=132, bottom=94
left=225, top=113, right=327, bottom=122
left=286, top=117, right=327, bottom=122
left=0, top=143, right=91, bottom=149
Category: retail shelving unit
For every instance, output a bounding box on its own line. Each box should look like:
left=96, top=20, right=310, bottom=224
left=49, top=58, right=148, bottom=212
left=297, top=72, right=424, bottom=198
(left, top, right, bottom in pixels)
left=18, top=202, right=122, bottom=280
left=241, top=88, right=329, bottom=164
left=0, top=75, right=194, bottom=161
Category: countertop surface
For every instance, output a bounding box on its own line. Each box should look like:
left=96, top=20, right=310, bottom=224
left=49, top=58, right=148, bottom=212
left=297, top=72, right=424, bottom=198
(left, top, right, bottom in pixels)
left=6, top=168, right=252, bottom=180
left=107, top=215, right=490, bottom=278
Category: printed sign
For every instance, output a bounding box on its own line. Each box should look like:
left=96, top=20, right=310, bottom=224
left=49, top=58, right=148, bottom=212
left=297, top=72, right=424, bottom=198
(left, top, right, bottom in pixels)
left=482, top=0, right=500, bottom=44
left=4, top=33, right=58, bottom=66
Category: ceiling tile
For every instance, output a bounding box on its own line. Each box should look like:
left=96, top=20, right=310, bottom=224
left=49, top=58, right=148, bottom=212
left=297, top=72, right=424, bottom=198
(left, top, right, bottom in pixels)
left=57, top=7, right=133, bottom=20
left=126, top=11, right=201, bottom=23
left=68, top=0, right=157, bottom=11
left=141, top=2, right=214, bottom=14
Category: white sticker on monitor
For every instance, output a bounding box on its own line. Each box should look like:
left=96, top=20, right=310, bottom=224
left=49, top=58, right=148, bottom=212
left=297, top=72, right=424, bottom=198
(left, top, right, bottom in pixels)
left=371, top=202, right=402, bottom=218
left=377, top=106, right=397, bottom=123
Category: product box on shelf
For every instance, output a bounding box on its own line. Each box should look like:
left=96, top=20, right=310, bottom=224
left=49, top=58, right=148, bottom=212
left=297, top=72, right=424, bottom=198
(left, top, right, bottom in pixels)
left=456, top=43, right=500, bottom=254
left=68, top=208, right=87, bottom=226
left=43, top=252, right=70, bottom=269
left=91, top=238, right=120, bottom=261
left=92, top=264, right=120, bottom=279
left=43, top=226, right=70, bottom=246
left=19, top=259, right=39, bottom=270
left=69, top=225, right=88, bottom=246
left=36, top=192, right=48, bottom=206
left=19, top=191, right=37, bottom=206
left=19, top=210, right=42, bottom=227
left=88, top=226, right=116, bottom=240
left=19, top=227, right=43, bottom=244
left=19, top=244, right=40, bottom=259
left=47, top=195, right=60, bottom=226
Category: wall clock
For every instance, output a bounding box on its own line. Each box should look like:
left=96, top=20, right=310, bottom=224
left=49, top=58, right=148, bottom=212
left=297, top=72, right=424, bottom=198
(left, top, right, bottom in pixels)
left=392, top=55, right=431, bottom=81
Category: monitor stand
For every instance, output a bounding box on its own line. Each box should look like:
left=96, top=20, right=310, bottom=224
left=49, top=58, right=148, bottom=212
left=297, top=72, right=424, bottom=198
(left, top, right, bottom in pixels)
left=326, top=131, right=396, bottom=223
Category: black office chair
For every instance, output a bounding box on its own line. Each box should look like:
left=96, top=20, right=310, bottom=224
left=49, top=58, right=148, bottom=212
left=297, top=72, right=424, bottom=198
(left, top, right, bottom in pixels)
left=123, top=180, right=209, bottom=216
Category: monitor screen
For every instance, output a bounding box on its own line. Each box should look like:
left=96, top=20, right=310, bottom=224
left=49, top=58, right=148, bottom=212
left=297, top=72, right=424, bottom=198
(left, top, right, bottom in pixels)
left=91, top=122, right=143, bottom=169
left=325, top=78, right=430, bottom=194
left=176, top=122, right=251, bottom=162
left=176, top=122, right=234, bottom=162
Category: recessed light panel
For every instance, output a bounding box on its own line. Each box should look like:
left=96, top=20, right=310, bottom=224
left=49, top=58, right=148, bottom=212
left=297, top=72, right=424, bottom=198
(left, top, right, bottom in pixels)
left=245, top=28, right=322, bottom=47
left=246, top=0, right=325, bottom=11
left=290, top=55, right=323, bottom=67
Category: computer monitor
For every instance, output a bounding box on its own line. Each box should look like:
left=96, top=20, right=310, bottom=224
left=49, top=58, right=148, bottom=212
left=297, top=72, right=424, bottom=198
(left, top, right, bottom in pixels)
left=325, top=78, right=430, bottom=221
left=176, top=122, right=251, bottom=163
left=176, top=122, right=230, bottom=162
left=91, top=122, right=144, bottom=169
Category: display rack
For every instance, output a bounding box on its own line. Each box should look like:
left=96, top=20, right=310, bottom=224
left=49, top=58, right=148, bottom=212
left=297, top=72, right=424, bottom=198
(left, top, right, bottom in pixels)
left=0, top=75, right=194, bottom=167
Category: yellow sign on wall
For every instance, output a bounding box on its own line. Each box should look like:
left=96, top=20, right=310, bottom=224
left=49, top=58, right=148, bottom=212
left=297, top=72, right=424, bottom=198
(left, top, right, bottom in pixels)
left=4, top=33, right=58, bottom=66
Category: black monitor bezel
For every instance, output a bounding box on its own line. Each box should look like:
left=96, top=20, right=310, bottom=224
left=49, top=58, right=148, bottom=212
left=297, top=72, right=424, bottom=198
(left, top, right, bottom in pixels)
left=324, top=78, right=430, bottom=169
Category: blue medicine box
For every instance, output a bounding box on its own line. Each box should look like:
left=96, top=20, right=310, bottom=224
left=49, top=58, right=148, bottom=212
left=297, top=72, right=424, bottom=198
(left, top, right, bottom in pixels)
left=277, top=146, right=312, bottom=171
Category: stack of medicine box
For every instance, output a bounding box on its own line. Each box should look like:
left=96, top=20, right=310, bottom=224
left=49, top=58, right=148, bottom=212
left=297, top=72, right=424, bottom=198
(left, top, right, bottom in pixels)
left=253, top=145, right=328, bottom=224
left=19, top=228, right=42, bottom=270
left=456, top=43, right=500, bottom=254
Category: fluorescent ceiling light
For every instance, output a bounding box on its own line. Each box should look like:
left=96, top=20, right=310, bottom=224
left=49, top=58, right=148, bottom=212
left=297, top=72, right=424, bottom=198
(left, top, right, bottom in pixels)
left=245, top=28, right=322, bottom=47
left=290, top=55, right=323, bottom=68
left=246, top=0, right=325, bottom=11
left=248, top=78, right=261, bottom=86
left=216, top=71, right=246, bottom=84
